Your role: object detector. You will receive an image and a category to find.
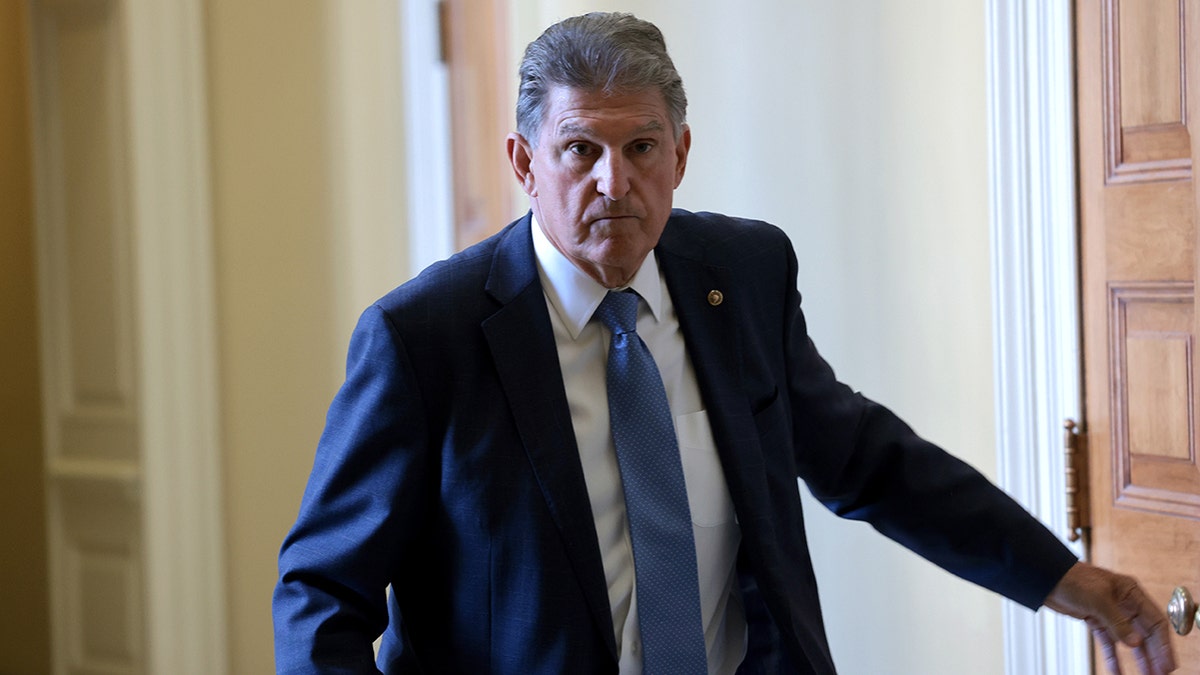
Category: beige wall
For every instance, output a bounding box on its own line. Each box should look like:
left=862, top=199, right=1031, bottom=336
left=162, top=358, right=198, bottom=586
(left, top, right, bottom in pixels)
left=207, top=2, right=335, bottom=671
left=205, top=1, right=406, bottom=671
left=0, top=1, right=51, bottom=672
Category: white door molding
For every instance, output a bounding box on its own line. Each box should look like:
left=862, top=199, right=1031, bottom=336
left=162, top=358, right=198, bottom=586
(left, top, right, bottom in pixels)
left=125, top=0, right=227, bottom=672
left=29, top=0, right=226, bottom=671
left=985, top=2, right=1088, bottom=674
left=402, top=0, right=455, bottom=273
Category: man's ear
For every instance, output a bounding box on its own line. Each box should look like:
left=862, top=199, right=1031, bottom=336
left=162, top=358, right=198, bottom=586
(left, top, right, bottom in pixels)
left=673, top=124, right=691, bottom=188
left=507, top=133, right=537, bottom=197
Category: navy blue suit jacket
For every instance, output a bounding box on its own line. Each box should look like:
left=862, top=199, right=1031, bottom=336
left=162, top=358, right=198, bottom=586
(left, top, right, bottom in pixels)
left=273, top=211, right=1077, bottom=674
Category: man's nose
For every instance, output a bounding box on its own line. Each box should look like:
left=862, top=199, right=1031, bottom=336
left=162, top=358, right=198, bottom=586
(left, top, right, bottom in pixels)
left=594, top=152, right=631, bottom=200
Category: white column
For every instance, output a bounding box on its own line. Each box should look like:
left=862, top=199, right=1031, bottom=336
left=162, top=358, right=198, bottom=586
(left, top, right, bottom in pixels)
left=986, top=1, right=1088, bottom=673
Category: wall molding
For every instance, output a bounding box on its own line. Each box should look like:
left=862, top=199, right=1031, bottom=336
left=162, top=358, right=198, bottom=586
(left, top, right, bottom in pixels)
left=985, top=1, right=1089, bottom=674
left=123, top=0, right=227, bottom=671
left=402, top=0, right=455, bottom=274
left=29, top=0, right=226, bottom=670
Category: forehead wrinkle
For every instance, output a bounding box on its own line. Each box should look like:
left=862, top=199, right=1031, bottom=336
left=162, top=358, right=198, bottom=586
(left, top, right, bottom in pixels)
left=554, top=119, right=666, bottom=139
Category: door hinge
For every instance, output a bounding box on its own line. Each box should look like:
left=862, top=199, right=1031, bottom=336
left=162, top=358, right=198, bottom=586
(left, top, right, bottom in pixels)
left=1064, top=419, right=1090, bottom=543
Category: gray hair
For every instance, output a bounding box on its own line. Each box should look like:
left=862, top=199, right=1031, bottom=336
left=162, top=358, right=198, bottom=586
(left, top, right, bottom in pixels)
left=515, top=12, right=688, bottom=144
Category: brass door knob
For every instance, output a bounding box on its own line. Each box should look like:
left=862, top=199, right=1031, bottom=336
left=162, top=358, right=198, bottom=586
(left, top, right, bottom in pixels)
left=1169, top=586, right=1198, bottom=636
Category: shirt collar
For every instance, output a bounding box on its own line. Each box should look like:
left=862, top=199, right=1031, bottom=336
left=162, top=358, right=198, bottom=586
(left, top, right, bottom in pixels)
left=531, top=213, right=665, bottom=340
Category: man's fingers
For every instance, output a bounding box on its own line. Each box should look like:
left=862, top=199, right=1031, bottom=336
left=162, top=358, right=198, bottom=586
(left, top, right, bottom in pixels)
left=1106, top=612, right=1144, bottom=649
left=1091, top=619, right=1124, bottom=675
left=1119, top=582, right=1177, bottom=674
left=1096, top=604, right=1175, bottom=675
left=1136, top=613, right=1177, bottom=674
left=1131, top=644, right=1151, bottom=675
left=1107, top=576, right=1148, bottom=648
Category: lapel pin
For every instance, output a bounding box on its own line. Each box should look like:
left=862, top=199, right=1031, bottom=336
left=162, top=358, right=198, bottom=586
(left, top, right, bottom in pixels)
left=707, top=290, right=724, bottom=306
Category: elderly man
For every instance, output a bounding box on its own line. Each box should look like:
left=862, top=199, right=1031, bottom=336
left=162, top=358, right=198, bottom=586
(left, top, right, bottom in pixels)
left=273, top=12, right=1175, bottom=675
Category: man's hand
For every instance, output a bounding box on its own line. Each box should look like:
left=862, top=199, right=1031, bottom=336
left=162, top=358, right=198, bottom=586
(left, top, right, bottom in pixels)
left=1044, top=561, right=1177, bottom=675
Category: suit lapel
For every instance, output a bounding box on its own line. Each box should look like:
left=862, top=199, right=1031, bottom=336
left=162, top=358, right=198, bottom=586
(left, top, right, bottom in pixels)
left=656, top=219, right=769, bottom=527
left=481, top=216, right=618, bottom=659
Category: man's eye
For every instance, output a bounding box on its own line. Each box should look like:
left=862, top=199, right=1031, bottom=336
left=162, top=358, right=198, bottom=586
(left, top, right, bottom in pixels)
left=568, top=143, right=592, bottom=156
left=632, top=142, right=654, bottom=154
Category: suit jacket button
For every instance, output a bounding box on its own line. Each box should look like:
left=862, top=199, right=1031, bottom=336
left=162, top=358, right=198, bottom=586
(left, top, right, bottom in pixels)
left=707, top=289, right=724, bottom=306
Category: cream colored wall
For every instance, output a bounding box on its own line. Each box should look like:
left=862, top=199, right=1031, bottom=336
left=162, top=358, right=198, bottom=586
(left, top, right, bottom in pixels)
left=0, top=2, right=51, bottom=672
left=208, top=5, right=335, bottom=671
left=512, top=2, right=1003, bottom=673
left=205, top=1, right=406, bottom=671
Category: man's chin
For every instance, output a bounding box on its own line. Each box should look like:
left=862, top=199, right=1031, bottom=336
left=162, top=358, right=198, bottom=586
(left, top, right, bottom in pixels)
left=577, top=246, right=653, bottom=287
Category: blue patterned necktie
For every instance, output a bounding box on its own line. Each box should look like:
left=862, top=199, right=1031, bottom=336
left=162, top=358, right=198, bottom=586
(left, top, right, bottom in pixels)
left=593, top=290, right=708, bottom=674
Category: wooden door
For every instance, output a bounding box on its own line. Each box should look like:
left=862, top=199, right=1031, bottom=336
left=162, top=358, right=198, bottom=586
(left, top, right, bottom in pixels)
left=441, top=0, right=515, bottom=249
left=1077, top=0, right=1200, bottom=671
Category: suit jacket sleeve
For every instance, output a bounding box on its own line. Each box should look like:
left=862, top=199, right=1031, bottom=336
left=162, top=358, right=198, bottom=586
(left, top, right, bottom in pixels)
left=273, top=304, right=428, bottom=673
left=772, top=233, right=1077, bottom=609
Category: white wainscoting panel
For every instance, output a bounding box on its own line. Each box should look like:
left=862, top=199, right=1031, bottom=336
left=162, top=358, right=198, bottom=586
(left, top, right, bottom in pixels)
left=30, top=1, right=145, bottom=672
left=30, top=0, right=226, bottom=671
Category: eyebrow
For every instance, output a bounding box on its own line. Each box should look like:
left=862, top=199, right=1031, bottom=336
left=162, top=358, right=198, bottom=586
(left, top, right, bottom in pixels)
left=556, top=120, right=665, bottom=138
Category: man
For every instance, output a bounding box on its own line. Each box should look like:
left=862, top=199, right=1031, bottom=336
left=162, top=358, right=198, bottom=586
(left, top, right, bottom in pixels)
left=274, top=12, right=1176, bottom=675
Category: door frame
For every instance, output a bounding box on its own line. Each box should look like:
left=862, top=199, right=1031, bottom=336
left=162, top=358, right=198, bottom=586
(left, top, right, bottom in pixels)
left=28, top=0, right=226, bottom=671
left=402, top=0, right=454, bottom=272
left=124, top=2, right=227, bottom=669
left=986, top=1, right=1089, bottom=673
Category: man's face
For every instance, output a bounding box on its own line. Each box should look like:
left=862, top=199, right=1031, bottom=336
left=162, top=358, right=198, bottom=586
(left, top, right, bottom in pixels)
left=507, top=86, right=691, bottom=288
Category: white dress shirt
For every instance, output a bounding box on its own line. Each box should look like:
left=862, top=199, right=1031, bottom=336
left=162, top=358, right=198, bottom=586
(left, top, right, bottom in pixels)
left=531, top=217, right=746, bottom=675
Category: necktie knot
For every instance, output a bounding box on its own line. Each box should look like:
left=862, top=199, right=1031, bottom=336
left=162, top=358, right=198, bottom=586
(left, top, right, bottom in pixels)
left=594, top=291, right=639, bottom=335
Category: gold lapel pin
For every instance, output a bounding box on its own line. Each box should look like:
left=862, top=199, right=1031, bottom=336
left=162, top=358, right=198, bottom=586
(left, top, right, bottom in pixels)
left=707, top=290, right=724, bottom=306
